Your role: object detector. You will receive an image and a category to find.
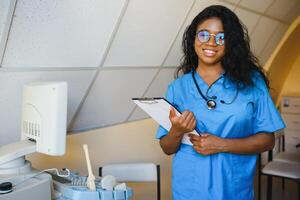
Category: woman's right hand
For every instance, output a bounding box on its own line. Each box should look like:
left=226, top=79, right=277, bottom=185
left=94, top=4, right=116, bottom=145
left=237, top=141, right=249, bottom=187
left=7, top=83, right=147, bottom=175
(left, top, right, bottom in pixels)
left=159, top=108, right=196, bottom=155
left=169, top=107, right=196, bottom=137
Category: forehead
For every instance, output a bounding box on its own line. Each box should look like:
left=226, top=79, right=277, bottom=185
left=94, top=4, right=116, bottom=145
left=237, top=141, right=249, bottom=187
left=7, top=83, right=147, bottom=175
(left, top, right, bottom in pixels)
left=196, top=17, right=224, bottom=33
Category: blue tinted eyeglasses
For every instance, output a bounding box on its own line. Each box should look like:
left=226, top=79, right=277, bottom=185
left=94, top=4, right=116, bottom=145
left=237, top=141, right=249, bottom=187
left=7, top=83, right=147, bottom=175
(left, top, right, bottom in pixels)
left=196, top=30, right=225, bottom=46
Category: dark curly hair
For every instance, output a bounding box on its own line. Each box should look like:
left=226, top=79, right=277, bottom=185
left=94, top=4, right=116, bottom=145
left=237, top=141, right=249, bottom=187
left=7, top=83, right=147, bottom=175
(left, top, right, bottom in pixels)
left=177, top=5, right=269, bottom=88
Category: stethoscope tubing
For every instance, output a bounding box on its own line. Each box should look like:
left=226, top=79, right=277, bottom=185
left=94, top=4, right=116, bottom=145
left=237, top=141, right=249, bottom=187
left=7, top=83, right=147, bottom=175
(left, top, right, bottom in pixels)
left=192, top=70, right=238, bottom=109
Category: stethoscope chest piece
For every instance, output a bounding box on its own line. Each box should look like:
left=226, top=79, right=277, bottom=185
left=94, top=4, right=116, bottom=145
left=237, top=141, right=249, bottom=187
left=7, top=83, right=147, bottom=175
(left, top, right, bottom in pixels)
left=207, top=100, right=216, bottom=110
left=192, top=70, right=238, bottom=110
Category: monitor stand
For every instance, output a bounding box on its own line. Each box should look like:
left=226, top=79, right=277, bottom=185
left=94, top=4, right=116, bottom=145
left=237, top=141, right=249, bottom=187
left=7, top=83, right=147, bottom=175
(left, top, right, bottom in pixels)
left=0, top=140, right=52, bottom=200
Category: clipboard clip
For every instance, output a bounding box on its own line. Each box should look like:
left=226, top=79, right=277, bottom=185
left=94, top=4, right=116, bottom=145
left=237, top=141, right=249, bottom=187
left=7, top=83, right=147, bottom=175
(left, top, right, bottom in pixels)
left=134, top=97, right=159, bottom=104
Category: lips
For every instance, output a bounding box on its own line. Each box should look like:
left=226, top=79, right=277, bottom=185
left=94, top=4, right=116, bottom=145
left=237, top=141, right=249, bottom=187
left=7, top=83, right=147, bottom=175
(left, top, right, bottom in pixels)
left=202, top=48, right=217, bottom=57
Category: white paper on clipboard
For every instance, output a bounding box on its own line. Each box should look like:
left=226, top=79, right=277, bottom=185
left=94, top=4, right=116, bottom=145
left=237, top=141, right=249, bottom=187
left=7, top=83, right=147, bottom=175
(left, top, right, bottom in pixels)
left=132, top=97, right=199, bottom=145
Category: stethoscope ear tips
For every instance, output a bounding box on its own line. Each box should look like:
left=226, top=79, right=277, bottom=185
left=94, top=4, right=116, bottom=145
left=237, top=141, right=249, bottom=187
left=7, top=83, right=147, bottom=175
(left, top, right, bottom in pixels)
left=220, top=100, right=225, bottom=104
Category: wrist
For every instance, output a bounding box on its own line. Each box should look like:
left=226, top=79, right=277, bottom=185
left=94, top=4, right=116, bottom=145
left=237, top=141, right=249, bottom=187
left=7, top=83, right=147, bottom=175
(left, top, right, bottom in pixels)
left=220, top=138, right=231, bottom=153
left=169, top=127, right=184, bottom=139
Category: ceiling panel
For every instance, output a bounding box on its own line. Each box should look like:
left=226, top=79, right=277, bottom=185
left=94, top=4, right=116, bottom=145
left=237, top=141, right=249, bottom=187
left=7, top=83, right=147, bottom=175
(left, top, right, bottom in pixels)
left=235, top=8, right=260, bottom=34
left=39, top=70, right=96, bottom=126
left=285, top=1, right=300, bottom=23
left=239, top=0, right=273, bottom=13
left=250, top=16, right=279, bottom=57
left=103, top=0, right=194, bottom=67
left=163, top=0, right=234, bottom=67
left=128, top=68, right=176, bottom=121
left=2, top=0, right=126, bottom=68
left=0, top=0, right=11, bottom=34
left=70, top=69, right=158, bottom=132
left=221, top=0, right=240, bottom=5
left=0, top=0, right=15, bottom=65
left=0, top=70, right=95, bottom=146
left=265, top=0, right=298, bottom=22
left=259, top=23, right=289, bottom=65
left=127, top=103, right=149, bottom=122
left=0, top=0, right=13, bottom=44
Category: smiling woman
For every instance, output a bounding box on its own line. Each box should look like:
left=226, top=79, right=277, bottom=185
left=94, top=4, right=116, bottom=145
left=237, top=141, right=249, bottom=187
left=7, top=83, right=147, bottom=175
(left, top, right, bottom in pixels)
left=194, top=18, right=225, bottom=71
left=156, top=5, right=285, bottom=200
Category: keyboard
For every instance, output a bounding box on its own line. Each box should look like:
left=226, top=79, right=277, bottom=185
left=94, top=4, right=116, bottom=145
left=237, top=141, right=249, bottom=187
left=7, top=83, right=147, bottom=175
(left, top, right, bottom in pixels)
left=48, top=171, right=133, bottom=200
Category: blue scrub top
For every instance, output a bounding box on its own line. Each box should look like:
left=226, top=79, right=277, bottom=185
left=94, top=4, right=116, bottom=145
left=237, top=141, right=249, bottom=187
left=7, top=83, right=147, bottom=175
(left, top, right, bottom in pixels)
left=156, top=71, right=285, bottom=200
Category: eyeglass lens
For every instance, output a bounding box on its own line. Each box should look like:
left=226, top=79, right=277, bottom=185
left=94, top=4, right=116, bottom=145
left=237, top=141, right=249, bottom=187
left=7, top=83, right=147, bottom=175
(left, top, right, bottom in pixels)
left=197, top=30, right=225, bottom=46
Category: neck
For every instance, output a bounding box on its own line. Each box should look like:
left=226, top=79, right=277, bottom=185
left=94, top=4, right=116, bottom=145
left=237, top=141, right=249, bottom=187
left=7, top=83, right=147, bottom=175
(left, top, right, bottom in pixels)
left=196, top=63, right=224, bottom=77
left=195, top=62, right=224, bottom=86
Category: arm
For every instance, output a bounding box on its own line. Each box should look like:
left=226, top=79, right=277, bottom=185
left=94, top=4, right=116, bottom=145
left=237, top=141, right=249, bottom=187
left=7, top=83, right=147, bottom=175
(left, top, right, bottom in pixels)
left=160, top=108, right=196, bottom=155
left=189, top=132, right=274, bottom=155
left=224, top=133, right=274, bottom=154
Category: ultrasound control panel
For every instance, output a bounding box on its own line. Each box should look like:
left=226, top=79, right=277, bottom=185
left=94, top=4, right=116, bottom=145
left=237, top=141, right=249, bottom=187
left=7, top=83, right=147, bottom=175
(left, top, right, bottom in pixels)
left=50, top=172, right=133, bottom=200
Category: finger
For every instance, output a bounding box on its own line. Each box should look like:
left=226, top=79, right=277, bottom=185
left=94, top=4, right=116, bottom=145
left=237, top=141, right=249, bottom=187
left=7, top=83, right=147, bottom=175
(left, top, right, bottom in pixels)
left=178, top=111, right=188, bottom=124
left=169, top=107, right=176, bottom=119
left=189, top=135, right=198, bottom=145
left=189, top=134, right=201, bottom=141
left=194, top=146, right=210, bottom=155
left=198, top=138, right=207, bottom=148
left=201, top=133, right=210, bottom=137
left=185, top=111, right=195, bottom=123
left=178, top=115, right=191, bottom=128
left=200, top=151, right=210, bottom=156
left=189, top=135, right=196, bottom=143
left=193, top=145, right=200, bottom=152
left=181, top=110, right=190, bottom=117
left=189, top=139, right=195, bottom=145
left=188, top=133, right=197, bottom=139
left=203, top=150, right=215, bottom=155
left=193, top=146, right=205, bottom=154
left=187, top=118, right=196, bottom=130
left=189, top=137, right=197, bottom=144
left=190, top=138, right=202, bottom=147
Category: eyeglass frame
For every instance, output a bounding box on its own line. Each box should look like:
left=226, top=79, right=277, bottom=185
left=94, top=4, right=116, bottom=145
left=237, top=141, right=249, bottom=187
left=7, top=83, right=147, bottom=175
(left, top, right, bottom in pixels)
left=196, top=30, right=225, bottom=46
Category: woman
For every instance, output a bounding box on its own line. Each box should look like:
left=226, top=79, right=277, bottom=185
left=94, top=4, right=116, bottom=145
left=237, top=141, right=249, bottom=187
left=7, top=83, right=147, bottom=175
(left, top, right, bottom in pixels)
left=156, top=5, right=285, bottom=200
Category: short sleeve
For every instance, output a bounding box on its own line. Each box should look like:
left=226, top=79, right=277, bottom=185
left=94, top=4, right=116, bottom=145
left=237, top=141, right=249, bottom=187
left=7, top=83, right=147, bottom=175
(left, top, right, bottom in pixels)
left=156, top=83, right=175, bottom=139
left=252, top=76, right=285, bottom=134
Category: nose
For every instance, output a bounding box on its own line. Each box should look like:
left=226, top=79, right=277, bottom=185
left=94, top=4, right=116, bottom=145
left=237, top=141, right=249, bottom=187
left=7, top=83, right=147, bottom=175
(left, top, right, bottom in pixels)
left=207, top=34, right=217, bottom=46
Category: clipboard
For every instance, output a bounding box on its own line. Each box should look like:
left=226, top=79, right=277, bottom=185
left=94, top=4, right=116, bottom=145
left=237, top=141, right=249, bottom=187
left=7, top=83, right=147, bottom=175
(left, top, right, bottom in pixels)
left=132, top=97, right=199, bottom=145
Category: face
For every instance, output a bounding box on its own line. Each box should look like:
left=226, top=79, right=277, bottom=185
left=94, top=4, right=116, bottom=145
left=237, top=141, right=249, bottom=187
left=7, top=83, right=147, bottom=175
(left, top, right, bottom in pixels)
left=194, top=17, right=225, bottom=67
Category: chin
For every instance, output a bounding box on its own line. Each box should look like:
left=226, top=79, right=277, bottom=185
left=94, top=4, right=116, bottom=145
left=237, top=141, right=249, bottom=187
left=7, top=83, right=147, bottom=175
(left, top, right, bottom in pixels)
left=200, top=57, right=222, bottom=65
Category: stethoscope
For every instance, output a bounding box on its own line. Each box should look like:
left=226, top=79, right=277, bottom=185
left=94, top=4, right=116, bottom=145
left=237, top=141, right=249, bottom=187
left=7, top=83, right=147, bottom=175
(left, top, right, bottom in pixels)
left=192, top=70, right=239, bottom=110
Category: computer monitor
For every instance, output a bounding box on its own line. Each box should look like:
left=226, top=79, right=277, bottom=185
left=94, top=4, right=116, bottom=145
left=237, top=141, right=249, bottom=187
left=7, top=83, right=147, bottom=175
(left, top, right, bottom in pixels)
left=0, top=82, right=68, bottom=174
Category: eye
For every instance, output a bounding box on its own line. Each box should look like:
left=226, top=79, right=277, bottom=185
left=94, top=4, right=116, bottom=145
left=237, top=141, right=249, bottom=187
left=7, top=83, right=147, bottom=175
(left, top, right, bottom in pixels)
left=197, top=30, right=210, bottom=42
left=215, top=33, right=225, bottom=45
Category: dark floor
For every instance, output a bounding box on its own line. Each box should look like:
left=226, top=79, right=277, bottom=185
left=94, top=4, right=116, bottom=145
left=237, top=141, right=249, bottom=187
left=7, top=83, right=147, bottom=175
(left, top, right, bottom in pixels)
left=254, top=170, right=299, bottom=200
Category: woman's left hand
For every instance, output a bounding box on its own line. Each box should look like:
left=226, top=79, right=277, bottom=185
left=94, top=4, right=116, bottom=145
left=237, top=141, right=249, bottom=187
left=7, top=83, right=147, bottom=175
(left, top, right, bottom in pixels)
left=188, top=133, right=227, bottom=155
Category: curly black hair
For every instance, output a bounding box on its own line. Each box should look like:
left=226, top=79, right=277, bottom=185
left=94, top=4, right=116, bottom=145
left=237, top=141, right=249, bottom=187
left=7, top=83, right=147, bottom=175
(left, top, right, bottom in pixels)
left=177, top=5, right=269, bottom=88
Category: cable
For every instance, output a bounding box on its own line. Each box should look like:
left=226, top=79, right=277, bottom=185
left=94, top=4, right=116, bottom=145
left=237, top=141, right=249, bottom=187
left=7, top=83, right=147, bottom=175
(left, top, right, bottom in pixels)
left=13, top=168, right=70, bottom=187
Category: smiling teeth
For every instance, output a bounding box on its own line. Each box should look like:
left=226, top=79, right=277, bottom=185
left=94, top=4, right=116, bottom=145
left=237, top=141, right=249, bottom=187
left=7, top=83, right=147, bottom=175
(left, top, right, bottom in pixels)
left=204, top=49, right=216, bottom=54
